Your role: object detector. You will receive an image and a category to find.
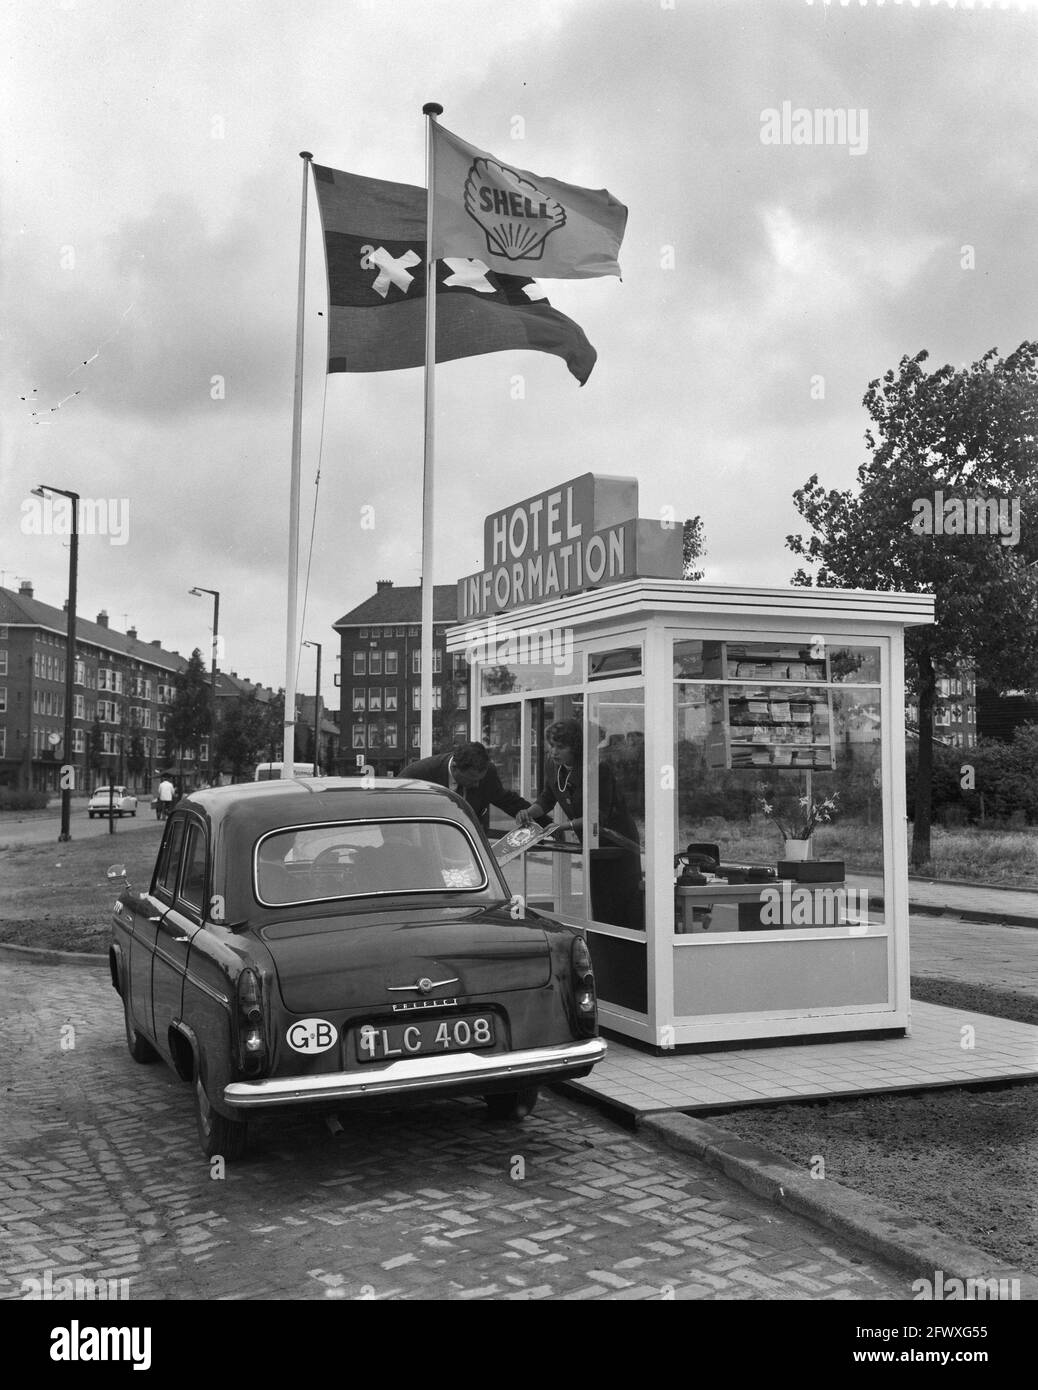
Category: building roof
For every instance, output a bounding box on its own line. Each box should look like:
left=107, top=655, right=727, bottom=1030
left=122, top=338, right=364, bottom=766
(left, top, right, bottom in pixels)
left=333, top=583, right=457, bottom=629
left=0, top=585, right=188, bottom=672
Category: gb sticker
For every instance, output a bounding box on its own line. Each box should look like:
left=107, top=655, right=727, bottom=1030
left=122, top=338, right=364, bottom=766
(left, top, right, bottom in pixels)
left=286, top=1019, right=339, bottom=1054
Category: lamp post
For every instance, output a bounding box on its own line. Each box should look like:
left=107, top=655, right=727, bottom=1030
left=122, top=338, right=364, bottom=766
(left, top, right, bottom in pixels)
left=32, top=484, right=79, bottom=841
left=189, top=587, right=220, bottom=786
left=302, top=640, right=322, bottom=776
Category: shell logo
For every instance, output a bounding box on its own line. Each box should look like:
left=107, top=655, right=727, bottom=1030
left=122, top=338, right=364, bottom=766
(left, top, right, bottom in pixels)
left=463, top=158, right=566, bottom=262
left=286, top=1019, right=338, bottom=1054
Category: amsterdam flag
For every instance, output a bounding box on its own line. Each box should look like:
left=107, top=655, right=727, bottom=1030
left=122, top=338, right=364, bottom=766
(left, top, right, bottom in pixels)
left=430, top=123, right=627, bottom=280
left=312, top=164, right=597, bottom=384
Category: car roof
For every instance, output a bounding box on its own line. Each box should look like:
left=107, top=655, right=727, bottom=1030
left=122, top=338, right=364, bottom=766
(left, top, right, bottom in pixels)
left=176, top=777, right=475, bottom=833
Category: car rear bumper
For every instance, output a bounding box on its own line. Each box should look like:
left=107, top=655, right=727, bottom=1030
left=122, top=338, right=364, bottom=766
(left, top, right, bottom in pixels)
left=223, top=1037, right=607, bottom=1110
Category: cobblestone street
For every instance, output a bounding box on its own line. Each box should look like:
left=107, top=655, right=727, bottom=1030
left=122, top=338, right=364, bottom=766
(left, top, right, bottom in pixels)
left=0, top=959, right=915, bottom=1301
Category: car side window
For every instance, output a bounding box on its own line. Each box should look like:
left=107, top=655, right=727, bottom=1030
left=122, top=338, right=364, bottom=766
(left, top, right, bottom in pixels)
left=177, top=823, right=207, bottom=918
left=154, top=818, right=186, bottom=902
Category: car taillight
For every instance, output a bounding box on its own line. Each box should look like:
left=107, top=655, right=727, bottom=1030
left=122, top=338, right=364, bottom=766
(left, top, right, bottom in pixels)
left=571, top=935, right=597, bottom=1036
left=236, top=968, right=267, bottom=1073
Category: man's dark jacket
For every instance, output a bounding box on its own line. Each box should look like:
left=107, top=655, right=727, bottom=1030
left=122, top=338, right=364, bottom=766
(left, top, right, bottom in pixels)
left=399, top=752, right=528, bottom=831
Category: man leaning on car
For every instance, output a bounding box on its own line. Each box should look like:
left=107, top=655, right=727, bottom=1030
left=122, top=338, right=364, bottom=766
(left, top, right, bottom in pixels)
left=400, top=741, right=528, bottom=833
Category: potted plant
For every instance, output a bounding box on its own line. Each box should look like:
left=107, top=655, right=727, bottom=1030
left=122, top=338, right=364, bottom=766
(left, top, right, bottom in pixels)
left=758, top=785, right=840, bottom=860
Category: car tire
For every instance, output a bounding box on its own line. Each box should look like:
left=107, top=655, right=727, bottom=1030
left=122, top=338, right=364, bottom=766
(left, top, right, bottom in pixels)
left=122, top=991, right=158, bottom=1064
left=484, top=1086, right=539, bottom=1121
left=130, top=809, right=137, bottom=817
left=194, top=1074, right=248, bottom=1161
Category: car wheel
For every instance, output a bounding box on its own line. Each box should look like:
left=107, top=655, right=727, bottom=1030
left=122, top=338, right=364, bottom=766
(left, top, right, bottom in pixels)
left=130, top=809, right=137, bottom=817
left=194, top=1074, right=248, bottom=1161
left=484, top=1086, right=539, bottom=1121
left=122, top=991, right=158, bottom=1064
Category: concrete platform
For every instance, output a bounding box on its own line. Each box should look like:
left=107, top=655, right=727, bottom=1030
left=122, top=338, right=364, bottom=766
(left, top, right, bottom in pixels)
left=568, top=1002, right=1038, bottom=1115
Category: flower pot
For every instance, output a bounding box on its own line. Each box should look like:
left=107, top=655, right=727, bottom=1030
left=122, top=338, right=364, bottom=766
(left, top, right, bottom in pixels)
left=783, top=837, right=813, bottom=861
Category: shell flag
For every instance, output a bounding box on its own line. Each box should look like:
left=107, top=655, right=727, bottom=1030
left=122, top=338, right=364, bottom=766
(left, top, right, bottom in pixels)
left=431, top=124, right=627, bottom=280
left=311, top=164, right=597, bottom=384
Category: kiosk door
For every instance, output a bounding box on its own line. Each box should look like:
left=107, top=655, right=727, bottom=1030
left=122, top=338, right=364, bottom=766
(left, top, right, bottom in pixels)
left=585, top=687, right=648, bottom=1014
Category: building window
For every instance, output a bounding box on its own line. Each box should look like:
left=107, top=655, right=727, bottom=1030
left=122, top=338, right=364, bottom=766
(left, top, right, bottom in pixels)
left=412, top=651, right=421, bottom=674
left=352, top=724, right=365, bottom=748
left=395, top=626, right=404, bottom=637
left=411, top=727, right=420, bottom=748
left=359, top=628, right=368, bottom=638
left=74, top=660, right=85, bottom=685
left=73, top=730, right=85, bottom=754
left=33, top=689, right=40, bottom=714
left=352, top=691, right=366, bottom=712
left=385, top=724, right=398, bottom=749
left=385, top=651, right=398, bottom=675
left=368, top=688, right=382, bottom=712
left=353, top=652, right=366, bottom=676
left=433, top=650, right=443, bottom=674
left=412, top=688, right=421, bottom=710
left=457, top=686, right=468, bottom=710
left=0, top=650, right=7, bottom=677
left=0, top=625, right=7, bottom=639
left=432, top=686, right=442, bottom=710
left=0, top=686, right=6, bottom=714
left=369, top=627, right=380, bottom=638
left=409, top=626, right=419, bottom=637
left=384, top=688, right=398, bottom=712
left=369, top=651, right=382, bottom=676
left=367, top=722, right=380, bottom=748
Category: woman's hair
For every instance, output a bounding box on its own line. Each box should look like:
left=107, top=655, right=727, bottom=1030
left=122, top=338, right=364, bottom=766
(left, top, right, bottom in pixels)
left=545, top=718, right=582, bottom=759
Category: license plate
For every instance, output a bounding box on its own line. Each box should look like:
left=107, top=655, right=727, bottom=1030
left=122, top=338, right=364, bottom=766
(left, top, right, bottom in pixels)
left=356, top=1014, right=496, bottom=1063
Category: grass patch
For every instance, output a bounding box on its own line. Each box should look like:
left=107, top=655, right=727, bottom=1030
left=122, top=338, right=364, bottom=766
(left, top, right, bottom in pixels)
left=0, top=824, right=163, bottom=953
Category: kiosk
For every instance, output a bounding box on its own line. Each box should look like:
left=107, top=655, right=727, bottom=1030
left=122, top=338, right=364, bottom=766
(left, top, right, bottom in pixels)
left=448, top=474, right=935, bottom=1048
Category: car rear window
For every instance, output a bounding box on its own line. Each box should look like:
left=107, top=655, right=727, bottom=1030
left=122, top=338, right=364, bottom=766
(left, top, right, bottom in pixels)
left=254, top=818, right=490, bottom=906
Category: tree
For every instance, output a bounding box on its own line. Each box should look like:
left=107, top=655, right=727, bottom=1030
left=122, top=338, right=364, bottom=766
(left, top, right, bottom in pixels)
left=87, top=715, right=104, bottom=782
left=787, top=343, right=1038, bottom=866
left=165, top=649, right=212, bottom=781
left=216, top=692, right=274, bottom=780
left=682, top=516, right=706, bottom=581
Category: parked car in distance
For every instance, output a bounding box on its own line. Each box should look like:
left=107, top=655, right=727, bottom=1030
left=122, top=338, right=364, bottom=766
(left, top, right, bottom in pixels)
left=88, top=786, right=138, bottom=818
left=108, top=777, right=605, bottom=1160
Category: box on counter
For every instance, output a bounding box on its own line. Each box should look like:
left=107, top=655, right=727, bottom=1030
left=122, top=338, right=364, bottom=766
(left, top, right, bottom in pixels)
left=777, top=860, right=845, bottom=882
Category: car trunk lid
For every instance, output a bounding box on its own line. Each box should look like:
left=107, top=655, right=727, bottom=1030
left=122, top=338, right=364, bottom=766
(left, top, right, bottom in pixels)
left=259, top=904, right=552, bottom=1013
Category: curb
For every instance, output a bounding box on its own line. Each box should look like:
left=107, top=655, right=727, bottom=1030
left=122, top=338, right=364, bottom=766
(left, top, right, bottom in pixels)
left=0, top=940, right=107, bottom=968
left=892, top=897, right=1038, bottom=929
left=638, top=1111, right=1038, bottom=1299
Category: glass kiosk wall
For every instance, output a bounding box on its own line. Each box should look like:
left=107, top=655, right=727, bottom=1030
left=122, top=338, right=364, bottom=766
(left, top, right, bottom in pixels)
left=450, top=583, right=931, bottom=1048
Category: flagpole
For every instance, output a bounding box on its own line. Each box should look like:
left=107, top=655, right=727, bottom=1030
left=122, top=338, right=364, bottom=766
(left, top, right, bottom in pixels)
left=283, top=150, right=313, bottom=777
left=420, top=103, right=442, bottom=759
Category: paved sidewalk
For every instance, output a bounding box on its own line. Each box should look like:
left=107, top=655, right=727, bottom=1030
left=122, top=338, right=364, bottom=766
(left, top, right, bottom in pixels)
left=859, top=873, right=1038, bottom=927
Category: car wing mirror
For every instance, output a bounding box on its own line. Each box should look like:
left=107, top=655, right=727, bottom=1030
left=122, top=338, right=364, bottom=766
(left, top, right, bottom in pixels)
left=107, top=863, right=139, bottom=896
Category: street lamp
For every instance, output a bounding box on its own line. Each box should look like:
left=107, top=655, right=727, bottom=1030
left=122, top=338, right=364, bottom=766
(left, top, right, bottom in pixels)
left=32, top=484, right=79, bottom=841
left=302, top=640, right=322, bottom=776
left=188, top=586, right=220, bottom=785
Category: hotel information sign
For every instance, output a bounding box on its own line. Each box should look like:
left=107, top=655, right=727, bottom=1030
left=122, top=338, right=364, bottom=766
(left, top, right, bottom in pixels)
left=458, top=473, right=682, bottom=620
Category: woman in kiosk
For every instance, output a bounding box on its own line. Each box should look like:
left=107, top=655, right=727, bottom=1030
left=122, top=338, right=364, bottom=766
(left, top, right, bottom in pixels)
left=516, top=718, right=644, bottom=930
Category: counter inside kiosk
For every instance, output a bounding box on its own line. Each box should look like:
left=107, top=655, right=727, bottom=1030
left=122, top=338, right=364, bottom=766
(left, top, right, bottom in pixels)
left=449, top=476, right=934, bottom=1048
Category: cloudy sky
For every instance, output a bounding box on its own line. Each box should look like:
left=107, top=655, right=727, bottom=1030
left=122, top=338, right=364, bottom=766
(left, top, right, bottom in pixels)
left=3, top=0, right=1036, bottom=699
